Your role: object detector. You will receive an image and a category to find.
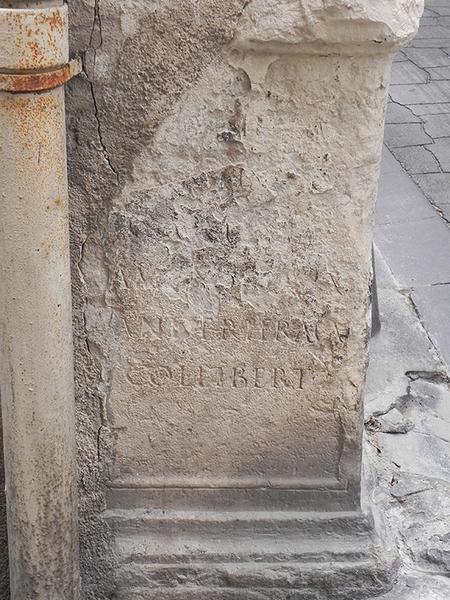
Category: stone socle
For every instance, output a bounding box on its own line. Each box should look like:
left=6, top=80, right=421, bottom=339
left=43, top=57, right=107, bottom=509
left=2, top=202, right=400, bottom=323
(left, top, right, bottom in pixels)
left=65, top=0, right=423, bottom=597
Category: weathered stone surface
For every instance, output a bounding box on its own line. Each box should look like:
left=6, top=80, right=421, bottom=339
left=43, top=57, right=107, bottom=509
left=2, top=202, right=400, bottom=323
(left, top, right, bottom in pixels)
left=64, top=0, right=422, bottom=597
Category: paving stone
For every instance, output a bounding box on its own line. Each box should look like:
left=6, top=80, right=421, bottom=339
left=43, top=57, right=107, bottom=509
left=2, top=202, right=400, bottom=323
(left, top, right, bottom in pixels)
left=410, top=102, right=450, bottom=115
left=426, top=65, right=450, bottom=79
left=372, top=244, right=398, bottom=290
left=412, top=284, right=450, bottom=366
left=376, top=148, right=439, bottom=225
left=393, top=50, right=408, bottom=63
left=413, top=173, right=450, bottom=204
left=428, top=5, right=450, bottom=17
left=375, top=214, right=450, bottom=287
left=391, top=61, right=429, bottom=84
left=379, top=145, right=401, bottom=175
left=426, top=138, right=450, bottom=170
left=385, top=102, right=421, bottom=124
left=423, top=8, right=439, bottom=17
left=391, top=145, right=441, bottom=174
left=419, top=16, right=440, bottom=25
left=403, top=47, right=450, bottom=67
left=384, top=123, right=432, bottom=147
left=365, top=287, right=441, bottom=406
left=422, top=113, right=450, bottom=137
left=415, top=25, right=450, bottom=39
left=409, top=37, right=450, bottom=48
left=390, top=80, right=450, bottom=105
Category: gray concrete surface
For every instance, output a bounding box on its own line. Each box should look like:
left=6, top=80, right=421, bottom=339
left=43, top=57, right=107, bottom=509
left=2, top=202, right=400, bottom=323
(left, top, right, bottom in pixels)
left=385, top=0, right=450, bottom=223
left=365, top=158, right=450, bottom=597
left=364, top=9, right=450, bottom=595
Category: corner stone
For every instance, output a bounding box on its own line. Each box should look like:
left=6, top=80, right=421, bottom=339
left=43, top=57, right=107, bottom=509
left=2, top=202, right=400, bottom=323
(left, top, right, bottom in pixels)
left=73, top=0, right=424, bottom=597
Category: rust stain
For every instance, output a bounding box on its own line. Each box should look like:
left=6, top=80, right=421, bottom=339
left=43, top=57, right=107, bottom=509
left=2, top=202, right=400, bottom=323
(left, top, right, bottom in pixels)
left=54, top=196, right=61, bottom=208
left=26, top=41, right=43, bottom=66
left=3, top=7, right=66, bottom=71
left=34, top=10, right=65, bottom=34
left=0, top=60, right=81, bottom=93
left=1, top=93, right=61, bottom=158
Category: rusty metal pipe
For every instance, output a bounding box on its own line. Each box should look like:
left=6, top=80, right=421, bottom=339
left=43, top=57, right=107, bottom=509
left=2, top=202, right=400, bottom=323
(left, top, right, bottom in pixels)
left=0, top=1, right=80, bottom=598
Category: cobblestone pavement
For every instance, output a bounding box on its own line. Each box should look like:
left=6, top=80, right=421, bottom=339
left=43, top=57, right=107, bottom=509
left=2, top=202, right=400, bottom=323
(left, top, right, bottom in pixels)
left=385, top=0, right=450, bottom=223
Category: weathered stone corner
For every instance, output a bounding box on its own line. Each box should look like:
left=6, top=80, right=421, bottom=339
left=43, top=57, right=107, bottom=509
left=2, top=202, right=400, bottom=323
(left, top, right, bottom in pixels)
left=0, top=0, right=424, bottom=598
left=233, top=0, right=424, bottom=53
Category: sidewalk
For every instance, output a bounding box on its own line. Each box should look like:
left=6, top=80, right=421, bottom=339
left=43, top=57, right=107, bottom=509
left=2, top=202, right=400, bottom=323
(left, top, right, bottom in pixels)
left=385, top=0, right=450, bottom=223
left=365, top=2, right=450, bottom=597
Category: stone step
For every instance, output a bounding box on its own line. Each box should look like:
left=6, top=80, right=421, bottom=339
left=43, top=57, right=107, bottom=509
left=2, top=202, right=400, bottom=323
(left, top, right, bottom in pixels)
left=115, top=531, right=373, bottom=564
left=113, top=559, right=390, bottom=599
left=106, top=509, right=394, bottom=598
left=103, top=508, right=373, bottom=538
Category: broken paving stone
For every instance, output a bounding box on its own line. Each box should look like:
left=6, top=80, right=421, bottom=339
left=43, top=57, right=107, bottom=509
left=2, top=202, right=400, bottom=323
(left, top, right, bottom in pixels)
left=413, top=173, right=450, bottom=205
left=390, top=61, right=428, bottom=84
left=391, top=145, right=441, bottom=174
left=402, top=47, right=450, bottom=67
left=365, top=408, right=414, bottom=434
left=390, top=81, right=450, bottom=105
left=384, top=123, right=432, bottom=148
left=410, top=102, right=450, bottom=116
left=422, top=112, right=450, bottom=138
left=385, top=102, right=421, bottom=124
left=426, top=66, right=450, bottom=80
left=424, top=138, right=450, bottom=171
left=422, top=533, right=450, bottom=571
left=389, top=479, right=432, bottom=500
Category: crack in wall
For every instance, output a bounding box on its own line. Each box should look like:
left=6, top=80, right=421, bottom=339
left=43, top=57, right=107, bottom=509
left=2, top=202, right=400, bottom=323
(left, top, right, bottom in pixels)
left=84, top=0, right=118, bottom=180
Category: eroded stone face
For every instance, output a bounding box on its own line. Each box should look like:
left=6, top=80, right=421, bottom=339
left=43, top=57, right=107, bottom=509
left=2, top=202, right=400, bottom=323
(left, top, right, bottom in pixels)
left=66, top=0, right=423, bottom=595
left=81, top=49, right=391, bottom=508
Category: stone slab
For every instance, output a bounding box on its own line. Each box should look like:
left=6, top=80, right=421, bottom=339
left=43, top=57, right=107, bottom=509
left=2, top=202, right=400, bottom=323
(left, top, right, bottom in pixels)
left=412, top=284, right=450, bottom=366
left=375, top=217, right=450, bottom=287
left=403, top=47, right=450, bottom=67
left=385, top=102, right=421, bottom=124
left=409, top=37, right=450, bottom=47
left=426, top=4, right=450, bottom=17
left=383, top=123, right=432, bottom=147
left=410, top=102, right=450, bottom=115
left=393, top=51, right=408, bottom=63
left=422, top=112, right=450, bottom=137
left=375, top=148, right=440, bottom=225
left=414, top=173, right=450, bottom=204
left=414, top=25, right=450, bottom=39
left=426, top=65, right=450, bottom=79
left=91, top=49, right=396, bottom=512
left=374, top=155, right=450, bottom=287
left=107, top=508, right=396, bottom=600
left=372, top=245, right=398, bottom=291
left=389, top=81, right=450, bottom=105
left=390, top=145, right=440, bottom=174
left=390, top=61, right=428, bottom=85
left=365, top=285, right=442, bottom=414
left=426, top=138, right=450, bottom=170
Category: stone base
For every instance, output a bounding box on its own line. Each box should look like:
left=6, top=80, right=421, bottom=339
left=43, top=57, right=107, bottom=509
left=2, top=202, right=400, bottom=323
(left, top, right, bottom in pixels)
left=105, top=509, right=397, bottom=599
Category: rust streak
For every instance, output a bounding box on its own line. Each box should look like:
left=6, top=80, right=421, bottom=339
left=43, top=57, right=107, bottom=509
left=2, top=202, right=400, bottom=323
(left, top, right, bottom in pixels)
left=0, top=59, right=81, bottom=93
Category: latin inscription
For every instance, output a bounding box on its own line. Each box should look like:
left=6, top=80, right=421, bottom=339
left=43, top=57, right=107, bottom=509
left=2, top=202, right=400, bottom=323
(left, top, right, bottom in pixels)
left=128, top=315, right=323, bottom=344
left=128, top=364, right=304, bottom=390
